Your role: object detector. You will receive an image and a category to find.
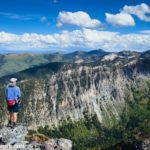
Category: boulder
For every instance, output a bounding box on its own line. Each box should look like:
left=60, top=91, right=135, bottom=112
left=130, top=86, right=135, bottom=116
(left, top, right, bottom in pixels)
left=0, top=125, right=27, bottom=145
left=0, top=126, right=72, bottom=150
left=44, top=138, right=72, bottom=150
left=142, top=138, right=150, bottom=150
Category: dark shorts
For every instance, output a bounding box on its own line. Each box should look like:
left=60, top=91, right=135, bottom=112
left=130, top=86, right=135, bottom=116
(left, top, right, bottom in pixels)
left=7, top=103, right=19, bottom=113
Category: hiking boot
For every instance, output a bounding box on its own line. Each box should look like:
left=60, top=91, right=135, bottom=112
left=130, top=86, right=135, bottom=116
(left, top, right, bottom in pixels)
left=11, top=122, right=17, bottom=129
left=7, top=121, right=12, bottom=127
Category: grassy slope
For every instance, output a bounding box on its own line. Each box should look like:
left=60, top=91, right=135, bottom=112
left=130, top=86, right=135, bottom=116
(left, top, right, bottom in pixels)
left=0, top=54, right=50, bottom=77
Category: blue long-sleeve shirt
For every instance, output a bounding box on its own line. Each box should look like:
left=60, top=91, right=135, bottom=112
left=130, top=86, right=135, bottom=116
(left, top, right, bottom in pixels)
left=5, top=84, right=21, bottom=101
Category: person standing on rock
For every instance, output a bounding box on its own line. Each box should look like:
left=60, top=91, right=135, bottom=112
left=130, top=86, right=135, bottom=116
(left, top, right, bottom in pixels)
left=5, top=78, right=21, bottom=128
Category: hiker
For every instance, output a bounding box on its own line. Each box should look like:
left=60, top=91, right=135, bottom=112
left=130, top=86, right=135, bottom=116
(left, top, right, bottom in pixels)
left=5, top=78, right=21, bottom=128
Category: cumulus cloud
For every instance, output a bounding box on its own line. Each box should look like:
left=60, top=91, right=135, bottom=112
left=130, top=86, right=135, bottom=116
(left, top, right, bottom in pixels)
left=105, top=13, right=135, bottom=26
left=0, top=29, right=150, bottom=52
left=122, top=3, right=150, bottom=22
left=105, top=3, right=150, bottom=26
left=56, top=11, right=102, bottom=29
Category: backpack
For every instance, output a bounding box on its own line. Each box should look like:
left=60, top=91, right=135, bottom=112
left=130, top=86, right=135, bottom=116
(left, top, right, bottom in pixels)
left=7, top=100, right=16, bottom=107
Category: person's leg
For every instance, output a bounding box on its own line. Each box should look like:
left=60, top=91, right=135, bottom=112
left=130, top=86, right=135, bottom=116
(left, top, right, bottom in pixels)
left=7, top=105, right=12, bottom=126
left=11, top=113, right=14, bottom=121
left=12, top=103, right=19, bottom=127
left=13, top=112, right=18, bottom=123
left=7, top=111, right=13, bottom=127
left=7, top=111, right=11, bottom=122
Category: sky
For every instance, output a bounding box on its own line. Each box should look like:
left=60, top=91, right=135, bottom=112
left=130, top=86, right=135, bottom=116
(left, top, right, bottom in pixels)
left=0, top=0, right=150, bottom=53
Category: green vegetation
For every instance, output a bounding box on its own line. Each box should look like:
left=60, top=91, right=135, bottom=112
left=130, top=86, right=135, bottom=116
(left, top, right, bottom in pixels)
left=0, top=54, right=50, bottom=77
left=0, top=86, right=7, bottom=128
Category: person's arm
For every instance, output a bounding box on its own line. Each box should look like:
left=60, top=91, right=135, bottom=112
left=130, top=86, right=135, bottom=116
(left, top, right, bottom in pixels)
left=5, top=87, right=8, bottom=101
left=17, top=87, right=21, bottom=99
left=15, top=87, right=21, bottom=103
left=17, top=87, right=21, bottom=103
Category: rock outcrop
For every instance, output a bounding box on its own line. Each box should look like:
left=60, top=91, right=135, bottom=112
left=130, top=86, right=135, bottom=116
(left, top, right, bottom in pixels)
left=142, top=138, right=150, bottom=150
left=0, top=126, right=72, bottom=150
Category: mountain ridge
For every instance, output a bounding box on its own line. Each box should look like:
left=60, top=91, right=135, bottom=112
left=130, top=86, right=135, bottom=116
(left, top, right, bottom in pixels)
left=0, top=49, right=108, bottom=78
left=0, top=49, right=150, bottom=83
left=0, top=49, right=149, bottom=150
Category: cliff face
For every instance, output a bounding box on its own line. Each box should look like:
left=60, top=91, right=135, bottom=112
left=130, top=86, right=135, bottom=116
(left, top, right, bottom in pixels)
left=21, top=67, right=124, bottom=128
left=13, top=51, right=150, bottom=129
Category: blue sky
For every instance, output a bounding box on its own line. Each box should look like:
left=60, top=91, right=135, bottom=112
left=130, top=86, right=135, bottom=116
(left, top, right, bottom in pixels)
left=0, top=0, right=150, bottom=52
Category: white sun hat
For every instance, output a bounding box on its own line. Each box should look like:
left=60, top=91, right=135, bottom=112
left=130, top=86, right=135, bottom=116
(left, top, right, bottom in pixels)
left=10, top=78, right=18, bottom=83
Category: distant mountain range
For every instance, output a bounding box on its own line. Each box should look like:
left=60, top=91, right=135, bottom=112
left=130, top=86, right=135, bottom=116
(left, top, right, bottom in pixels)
left=1, top=49, right=149, bottom=81
left=0, top=49, right=108, bottom=77
left=0, top=48, right=149, bottom=78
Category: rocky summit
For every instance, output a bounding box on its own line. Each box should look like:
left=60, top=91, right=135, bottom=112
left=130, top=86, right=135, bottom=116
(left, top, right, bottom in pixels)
left=0, top=126, right=72, bottom=150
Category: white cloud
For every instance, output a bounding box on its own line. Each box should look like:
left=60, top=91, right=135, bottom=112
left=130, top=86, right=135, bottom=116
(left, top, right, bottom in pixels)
left=139, top=30, right=150, bottom=34
left=40, top=16, right=47, bottom=22
left=0, top=29, right=150, bottom=52
left=0, top=12, right=48, bottom=22
left=122, top=3, right=150, bottom=22
left=105, top=12, right=135, bottom=26
left=0, top=12, right=38, bottom=21
left=56, top=11, right=102, bottom=29
left=105, top=3, right=150, bottom=27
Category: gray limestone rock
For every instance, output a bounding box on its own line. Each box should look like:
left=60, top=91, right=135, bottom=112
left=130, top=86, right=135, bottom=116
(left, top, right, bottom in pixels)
left=0, top=126, right=72, bottom=150
left=142, top=138, right=150, bottom=150
left=44, top=138, right=72, bottom=150
left=0, top=126, right=28, bottom=145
